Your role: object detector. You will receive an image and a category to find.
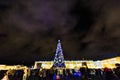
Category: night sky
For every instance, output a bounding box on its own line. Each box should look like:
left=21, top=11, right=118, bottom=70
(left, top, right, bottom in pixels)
left=0, top=0, right=120, bottom=66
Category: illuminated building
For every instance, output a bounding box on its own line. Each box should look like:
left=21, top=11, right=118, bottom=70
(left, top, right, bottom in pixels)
left=34, top=40, right=120, bottom=69
left=34, top=57, right=120, bottom=69
left=101, top=56, right=120, bottom=68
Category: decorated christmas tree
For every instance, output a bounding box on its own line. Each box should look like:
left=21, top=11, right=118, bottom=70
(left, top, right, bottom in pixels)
left=52, top=40, right=65, bottom=68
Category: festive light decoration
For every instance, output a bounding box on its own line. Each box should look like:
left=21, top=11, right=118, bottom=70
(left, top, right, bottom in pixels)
left=52, top=40, right=65, bottom=68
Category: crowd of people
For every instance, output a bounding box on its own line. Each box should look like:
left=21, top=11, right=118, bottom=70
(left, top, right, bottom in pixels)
left=26, top=66, right=120, bottom=80
left=0, top=64, right=120, bottom=80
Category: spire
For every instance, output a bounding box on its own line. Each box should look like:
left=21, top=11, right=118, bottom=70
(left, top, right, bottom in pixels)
left=52, top=40, right=66, bottom=68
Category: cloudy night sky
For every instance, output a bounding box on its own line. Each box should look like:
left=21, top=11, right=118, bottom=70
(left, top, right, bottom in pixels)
left=0, top=0, right=120, bottom=65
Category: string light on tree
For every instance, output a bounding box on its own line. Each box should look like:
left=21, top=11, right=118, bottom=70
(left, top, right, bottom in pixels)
left=53, top=40, right=66, bottom=68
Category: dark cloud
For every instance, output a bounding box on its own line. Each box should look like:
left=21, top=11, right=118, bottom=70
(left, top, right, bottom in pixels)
left=0, top=0, right=120, bottom=65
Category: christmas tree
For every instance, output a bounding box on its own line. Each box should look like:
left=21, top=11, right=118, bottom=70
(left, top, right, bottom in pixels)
left=53, top=40, right=65, bottom=68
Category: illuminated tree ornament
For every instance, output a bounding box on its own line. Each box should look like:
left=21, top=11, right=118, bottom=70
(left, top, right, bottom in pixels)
left=53, top=40, right=66, bottom=68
